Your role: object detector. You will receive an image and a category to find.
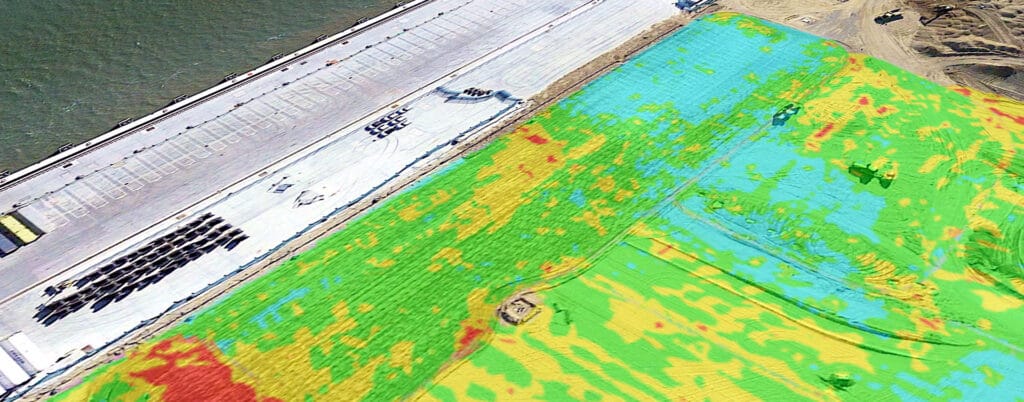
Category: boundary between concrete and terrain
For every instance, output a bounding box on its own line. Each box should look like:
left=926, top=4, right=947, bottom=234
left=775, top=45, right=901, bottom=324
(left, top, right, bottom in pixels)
left=15, top=4, right=691, bottom=401
left=18, top=11, right=696, bottom=402
left=410, top=13, right=702, bottom=397
left=0, top=0, right=433, bottom=192
left=0, top=0, right=599, bottom=309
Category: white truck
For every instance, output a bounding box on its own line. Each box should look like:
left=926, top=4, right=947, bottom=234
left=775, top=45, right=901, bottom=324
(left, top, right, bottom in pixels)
left=0, top=349, right=28, bottom=393
left=0, top=332, right=55, bottom=376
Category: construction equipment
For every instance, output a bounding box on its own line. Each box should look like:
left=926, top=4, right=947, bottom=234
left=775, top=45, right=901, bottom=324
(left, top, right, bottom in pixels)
left=848, top=163, right=895, bottom=188
left=772, top=103, right=801, bottom=126
left=875, top=9, right=904, bottom=24
left=675, top=0, right=716, bottom=12
left=920, top=5, right=956, bottom=25
left=269, top=176, right=293, bottom=193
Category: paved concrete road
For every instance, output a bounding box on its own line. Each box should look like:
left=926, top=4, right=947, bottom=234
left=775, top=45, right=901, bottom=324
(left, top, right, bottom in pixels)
left=0, top=0, right=679, bottom=382
left=0, top=0, right=589, bottom=301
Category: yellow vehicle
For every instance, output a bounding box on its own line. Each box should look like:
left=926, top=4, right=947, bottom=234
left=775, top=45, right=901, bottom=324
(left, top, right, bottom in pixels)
left=0, top=215, right=38, bottom=244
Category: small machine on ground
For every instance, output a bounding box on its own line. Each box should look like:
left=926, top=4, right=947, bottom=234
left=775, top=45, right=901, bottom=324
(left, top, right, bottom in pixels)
left=875, top=9, right=904, bottom=24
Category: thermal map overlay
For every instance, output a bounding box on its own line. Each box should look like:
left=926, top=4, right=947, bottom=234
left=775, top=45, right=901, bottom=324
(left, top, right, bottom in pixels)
left=55, top=12, right=1024, bottom=401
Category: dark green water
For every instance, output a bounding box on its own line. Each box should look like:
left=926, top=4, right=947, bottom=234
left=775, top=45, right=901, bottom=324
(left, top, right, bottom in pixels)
left=0, top=0, right=395, bottom=173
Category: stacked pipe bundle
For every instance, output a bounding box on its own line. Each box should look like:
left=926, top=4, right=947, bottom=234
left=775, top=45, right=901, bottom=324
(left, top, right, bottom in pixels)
left=35, top=212, right=249, bottom=323
left=364, top=106, right=411, bottom=138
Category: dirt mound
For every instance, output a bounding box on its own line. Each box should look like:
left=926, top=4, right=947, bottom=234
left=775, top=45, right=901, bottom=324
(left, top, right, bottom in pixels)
left=718, top=0, right=1024, bottom=100
left=913, top=36, right=1020, bottom=57
left=907, top=0, right=1024, bottom=99
left=910, top=2, right=1022, bottom=55
left=945, top=63, right=1024, bottom=100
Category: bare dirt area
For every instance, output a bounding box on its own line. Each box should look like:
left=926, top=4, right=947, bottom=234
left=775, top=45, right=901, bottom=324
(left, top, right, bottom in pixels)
left=718, top=0, right=1024, bottom=100
left=496, top=291, right=542, bottom=326
left=945, top=62, right=1024, bottom=99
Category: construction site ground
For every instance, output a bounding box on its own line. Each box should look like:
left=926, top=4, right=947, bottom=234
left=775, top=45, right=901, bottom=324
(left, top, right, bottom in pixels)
left=720, top=0, right=1024, bottom=100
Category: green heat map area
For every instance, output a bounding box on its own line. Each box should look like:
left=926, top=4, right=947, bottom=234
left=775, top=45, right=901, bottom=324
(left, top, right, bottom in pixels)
left=54, top=12, right=1024, bottom=402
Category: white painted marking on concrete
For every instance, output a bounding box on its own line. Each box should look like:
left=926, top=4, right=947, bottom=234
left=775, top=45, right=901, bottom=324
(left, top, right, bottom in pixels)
left=208, top=141, right=227, bottom=152
left=125, top=159, right=161, bottom=184
left=192, top=129, right=217, bottom=145
left=65, top=183, right=104, bottom=210
left=147, top=152, right=179, bottom=175
left=34, top=200, right=70, bottom=228
left=91, top=174, right=128, bottom=200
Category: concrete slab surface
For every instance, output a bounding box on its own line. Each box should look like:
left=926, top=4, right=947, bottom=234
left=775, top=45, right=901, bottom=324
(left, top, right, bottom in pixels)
left=0, top=0, right=677, bottom=383
left=0, top=0, right=588, bottom=300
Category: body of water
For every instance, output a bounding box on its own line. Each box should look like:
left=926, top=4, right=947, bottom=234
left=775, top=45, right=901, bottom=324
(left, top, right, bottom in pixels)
left=0, top=0, right=396, bottom=173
